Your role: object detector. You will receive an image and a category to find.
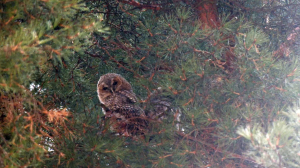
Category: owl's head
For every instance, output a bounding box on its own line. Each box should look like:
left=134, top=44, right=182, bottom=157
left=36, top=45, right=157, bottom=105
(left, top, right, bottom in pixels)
left=97, top=73, right=133, bottom=104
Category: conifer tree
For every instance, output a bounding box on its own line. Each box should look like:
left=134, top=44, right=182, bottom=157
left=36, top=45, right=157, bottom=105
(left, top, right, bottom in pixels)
left=1, top=0, right=300, bottom=167
left=0, top=0, right=106, bottom=167
left=81, top=0, right=300, bottom=167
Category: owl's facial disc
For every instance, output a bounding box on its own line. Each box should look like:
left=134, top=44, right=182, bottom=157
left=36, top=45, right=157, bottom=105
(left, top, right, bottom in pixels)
left=100, top=84, right=111, bottom=96
left=111, top=77, right=122, bottom=91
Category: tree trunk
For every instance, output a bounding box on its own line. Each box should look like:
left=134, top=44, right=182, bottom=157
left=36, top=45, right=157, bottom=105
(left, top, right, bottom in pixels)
left=196, top=0, right=219, bottom=28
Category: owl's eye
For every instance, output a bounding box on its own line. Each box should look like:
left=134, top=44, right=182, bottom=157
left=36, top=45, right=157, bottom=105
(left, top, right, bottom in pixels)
left=103, top=87, right=108, bottom=91
left=113, top=81, right=118, bottom=86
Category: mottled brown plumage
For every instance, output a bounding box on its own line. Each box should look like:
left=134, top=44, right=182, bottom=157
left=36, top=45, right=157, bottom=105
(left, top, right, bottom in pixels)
left=97, top=73, right=146, bottom=135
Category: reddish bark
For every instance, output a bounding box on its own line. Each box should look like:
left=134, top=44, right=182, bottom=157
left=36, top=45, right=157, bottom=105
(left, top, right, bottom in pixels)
left=196, top=0, right=219, bottom=28
left=197, top=0, right=236, bottom=72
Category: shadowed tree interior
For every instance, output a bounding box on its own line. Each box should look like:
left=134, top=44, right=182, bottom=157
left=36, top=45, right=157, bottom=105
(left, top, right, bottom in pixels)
left=1, top=0, right=300, bottom=167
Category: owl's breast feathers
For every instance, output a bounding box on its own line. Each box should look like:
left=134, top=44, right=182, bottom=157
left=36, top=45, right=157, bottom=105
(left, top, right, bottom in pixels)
left=106, top=92, right=147, bottom=136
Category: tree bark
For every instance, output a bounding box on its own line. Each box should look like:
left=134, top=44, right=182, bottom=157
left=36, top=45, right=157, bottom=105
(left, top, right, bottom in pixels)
left=196, top=0, right=219, bottom=28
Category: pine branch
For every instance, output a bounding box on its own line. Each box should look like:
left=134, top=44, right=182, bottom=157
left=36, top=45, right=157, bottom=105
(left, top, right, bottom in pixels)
left=273, top=27, right=300, bottom=58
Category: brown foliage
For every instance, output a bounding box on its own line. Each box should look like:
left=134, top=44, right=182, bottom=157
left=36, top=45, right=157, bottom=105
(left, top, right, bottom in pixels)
left=0, top=89, right=73, bottom=166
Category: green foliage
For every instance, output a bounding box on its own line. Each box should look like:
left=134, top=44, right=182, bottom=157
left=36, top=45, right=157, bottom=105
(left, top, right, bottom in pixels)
left=137, top=8, right=300, bottom=167
left=0, top=0, right=107, bottom=167
left=0, top=0, right=107, bottom=91
left=237, top=102, right=300, bottom=168
left=83, top=2, right=300, bottom=167
left=2, top=0, right=300, bottom=167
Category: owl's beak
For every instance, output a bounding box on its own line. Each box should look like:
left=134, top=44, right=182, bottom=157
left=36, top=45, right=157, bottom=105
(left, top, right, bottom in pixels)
left=110, top=88, right=115, bottom=94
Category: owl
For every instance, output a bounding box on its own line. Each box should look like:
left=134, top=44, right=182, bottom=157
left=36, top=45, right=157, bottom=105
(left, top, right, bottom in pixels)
left=97, top=73, right=146, bottom=135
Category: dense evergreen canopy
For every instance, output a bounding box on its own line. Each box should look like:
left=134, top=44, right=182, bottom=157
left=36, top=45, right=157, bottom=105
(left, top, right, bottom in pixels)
left=1, top=0, right=300, bottom=167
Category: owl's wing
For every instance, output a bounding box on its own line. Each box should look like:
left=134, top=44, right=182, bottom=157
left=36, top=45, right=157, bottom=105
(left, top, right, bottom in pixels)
left=115, top=104, right=144, bottom=117
left=119, top=90, right=137, bottom=103
left=108, top=92, right=144, bottom=117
